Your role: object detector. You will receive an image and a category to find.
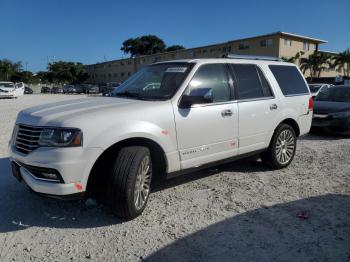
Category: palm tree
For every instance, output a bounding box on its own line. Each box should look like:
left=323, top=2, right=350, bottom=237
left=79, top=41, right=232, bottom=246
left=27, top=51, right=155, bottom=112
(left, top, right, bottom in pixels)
left=332, top=49, right=350, bottom=77
left=281, top=51, right=305, bottom=63
left=299, top=52, right=332, bottom=81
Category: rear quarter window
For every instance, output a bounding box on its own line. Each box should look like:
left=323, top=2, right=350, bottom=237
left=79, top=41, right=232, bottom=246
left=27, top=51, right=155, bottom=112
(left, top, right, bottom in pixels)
left=269, top=65, right=309, bottom=96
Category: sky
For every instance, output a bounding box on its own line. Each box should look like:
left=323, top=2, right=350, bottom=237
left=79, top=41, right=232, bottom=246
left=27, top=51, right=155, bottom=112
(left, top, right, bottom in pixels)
left=1, top=0, right=349, bottom=72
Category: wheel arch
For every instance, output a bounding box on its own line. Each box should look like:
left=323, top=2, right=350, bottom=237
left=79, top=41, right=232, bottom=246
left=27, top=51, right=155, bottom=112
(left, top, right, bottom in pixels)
left=86, top=137, right=168, bottom=198
left=279, top=118, right=300, bottom=137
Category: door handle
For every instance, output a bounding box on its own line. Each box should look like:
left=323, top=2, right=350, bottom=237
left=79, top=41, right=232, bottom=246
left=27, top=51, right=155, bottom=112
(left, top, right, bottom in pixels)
left=270, top=104, right=278, bottom=110
left=221, top=109, right=233, bottom=117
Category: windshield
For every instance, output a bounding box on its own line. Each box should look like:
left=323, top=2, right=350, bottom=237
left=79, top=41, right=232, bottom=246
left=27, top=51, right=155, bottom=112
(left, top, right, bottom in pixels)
left=308, top=84, right=322, bottom=93
left=111, top=63, right=194, bottom=100
left=316, top=87, right=350, bottom=102
left=0, top=83, right=14, bottom=88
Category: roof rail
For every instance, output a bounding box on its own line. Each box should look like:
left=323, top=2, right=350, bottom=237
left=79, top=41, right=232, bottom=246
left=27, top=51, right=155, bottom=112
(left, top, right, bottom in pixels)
left=222, top=53, right=282, bottom=61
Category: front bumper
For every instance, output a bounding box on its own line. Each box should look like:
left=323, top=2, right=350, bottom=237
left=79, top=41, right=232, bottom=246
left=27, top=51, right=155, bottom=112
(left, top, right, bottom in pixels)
left=0, top=93, right=15, bottom=98
left=9, top=145, right=103, bottom=196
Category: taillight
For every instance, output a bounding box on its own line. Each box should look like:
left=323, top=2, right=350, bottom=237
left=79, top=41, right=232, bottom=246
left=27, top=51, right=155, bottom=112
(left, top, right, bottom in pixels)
left=308, top=97, right=314, bottom=111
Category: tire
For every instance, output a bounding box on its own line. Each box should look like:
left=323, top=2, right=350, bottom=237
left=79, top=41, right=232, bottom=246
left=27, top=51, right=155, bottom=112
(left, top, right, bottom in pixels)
left=106, top=146, right=152, bottom=219
left=261, top=124, right=297, bottom=169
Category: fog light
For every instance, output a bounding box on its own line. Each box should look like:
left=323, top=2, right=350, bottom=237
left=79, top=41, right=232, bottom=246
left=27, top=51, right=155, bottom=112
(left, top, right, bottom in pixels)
left=41, top=172, right=58, bottom=180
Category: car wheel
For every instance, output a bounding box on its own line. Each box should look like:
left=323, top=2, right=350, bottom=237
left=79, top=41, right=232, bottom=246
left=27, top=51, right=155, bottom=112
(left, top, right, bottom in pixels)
left=106, top=146, right=152, bottom=219
left=261, top=124, right=296, bottom=169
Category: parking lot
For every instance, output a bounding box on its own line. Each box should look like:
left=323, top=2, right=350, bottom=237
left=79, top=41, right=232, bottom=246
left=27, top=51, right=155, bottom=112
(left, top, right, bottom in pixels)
left=0, top=94, right=349, bottom=261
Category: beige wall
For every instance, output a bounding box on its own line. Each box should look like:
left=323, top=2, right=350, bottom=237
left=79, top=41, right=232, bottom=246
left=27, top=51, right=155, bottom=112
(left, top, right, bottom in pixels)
left=87, top=33, right=339, bottom=84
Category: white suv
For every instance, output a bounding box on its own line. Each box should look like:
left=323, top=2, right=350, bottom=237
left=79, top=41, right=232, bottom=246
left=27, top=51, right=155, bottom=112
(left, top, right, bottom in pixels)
left=9, top=55, right=313, bottom=219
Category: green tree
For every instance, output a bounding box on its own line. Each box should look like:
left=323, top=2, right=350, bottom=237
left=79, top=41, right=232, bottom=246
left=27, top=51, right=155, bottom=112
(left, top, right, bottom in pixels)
left=0, top=59, right=22, bottom=81
left=331, top=48, right=350, bottom=77
left=10, top=71, right=34, bottom=83
left=166, top=45, right=185, bottom=52
left=47, top=61, right=88, bottom=84
left=36, top=71, right=54, bottom=84
left=121, top=35, right=166, bottom=57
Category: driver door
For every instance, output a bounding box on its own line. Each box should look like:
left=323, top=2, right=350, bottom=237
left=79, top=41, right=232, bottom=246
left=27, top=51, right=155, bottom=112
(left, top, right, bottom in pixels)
left=173, top=63, right=239, bottom=170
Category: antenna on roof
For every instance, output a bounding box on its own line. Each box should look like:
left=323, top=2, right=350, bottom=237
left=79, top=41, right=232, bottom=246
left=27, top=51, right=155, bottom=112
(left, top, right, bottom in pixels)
left=222, top=53, right=282, bottom=61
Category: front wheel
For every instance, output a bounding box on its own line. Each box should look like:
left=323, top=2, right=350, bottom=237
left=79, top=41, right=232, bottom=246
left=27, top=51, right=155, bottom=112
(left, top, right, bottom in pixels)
left=106, top=146, right=152, bottom=219
left=261, top=124, right=297, bottom=169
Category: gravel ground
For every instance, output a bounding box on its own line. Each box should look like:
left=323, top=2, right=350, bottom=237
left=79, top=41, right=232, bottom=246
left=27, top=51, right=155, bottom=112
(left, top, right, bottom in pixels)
left=0, top=94, right=349, bottom=262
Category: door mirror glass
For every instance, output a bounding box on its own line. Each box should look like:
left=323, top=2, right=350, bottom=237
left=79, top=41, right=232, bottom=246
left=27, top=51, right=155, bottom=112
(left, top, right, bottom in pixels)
left=179, top=88, right=213, bottom=108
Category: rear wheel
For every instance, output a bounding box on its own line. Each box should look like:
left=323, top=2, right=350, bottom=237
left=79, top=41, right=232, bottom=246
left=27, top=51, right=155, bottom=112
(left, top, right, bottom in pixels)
left=261, top=124, right=297, bottom=169
left=106, top=146, right=152, bottom=219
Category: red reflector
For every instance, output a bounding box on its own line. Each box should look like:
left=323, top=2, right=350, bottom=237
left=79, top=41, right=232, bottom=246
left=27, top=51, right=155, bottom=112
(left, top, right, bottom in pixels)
left=75, top=183, right=83, bottom=191
left=308, top=97, right=314, bottom=110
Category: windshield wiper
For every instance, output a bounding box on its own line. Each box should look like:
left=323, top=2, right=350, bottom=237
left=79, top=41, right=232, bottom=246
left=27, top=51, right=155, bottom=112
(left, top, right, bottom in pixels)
left=114, top=91, right=143, bottom=99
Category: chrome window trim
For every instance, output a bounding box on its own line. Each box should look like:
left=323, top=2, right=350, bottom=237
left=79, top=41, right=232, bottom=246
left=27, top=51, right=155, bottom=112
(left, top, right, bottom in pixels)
left=284, top=93, right=310, bottom=97
left=189, top=100, right=238, bottom=108
left=237, top=96, right=275, bottom=103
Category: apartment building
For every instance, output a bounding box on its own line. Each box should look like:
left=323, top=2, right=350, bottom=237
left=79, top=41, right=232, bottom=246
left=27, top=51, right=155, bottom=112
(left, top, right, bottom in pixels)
left=86, top=31, right=338, bottom=84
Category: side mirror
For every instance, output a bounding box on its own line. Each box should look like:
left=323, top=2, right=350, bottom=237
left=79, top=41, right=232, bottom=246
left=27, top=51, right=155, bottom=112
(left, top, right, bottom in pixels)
left=179, top=88, right=213, bottom=108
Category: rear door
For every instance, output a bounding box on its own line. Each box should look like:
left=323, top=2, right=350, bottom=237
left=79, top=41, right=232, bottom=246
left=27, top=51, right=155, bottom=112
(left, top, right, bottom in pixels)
left=229, top=64, right=280, bottom=154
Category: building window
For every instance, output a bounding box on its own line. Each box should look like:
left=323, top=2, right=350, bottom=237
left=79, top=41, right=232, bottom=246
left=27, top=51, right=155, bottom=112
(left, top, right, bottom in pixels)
left=128, top=60, right=131, bottom=64
left=260, top=39, right=273, bottom=47
left=284, top=39, right=292, bottom=47
left=128, top=72, right=131, bottom=76
left=120, top=61, right=124, bottom=65
left=238, top=42, right=249, bottom=50
left=202, top=49, right=207, bottom=53
left=303, top=41, right=310, bottom=51
left=210, top=48, right=215, bottom=53
left=108, top=73, right=111, bottom=78
left=121, top=72, right=125, bottom=77
left=222, top=46, right=232, bottom=53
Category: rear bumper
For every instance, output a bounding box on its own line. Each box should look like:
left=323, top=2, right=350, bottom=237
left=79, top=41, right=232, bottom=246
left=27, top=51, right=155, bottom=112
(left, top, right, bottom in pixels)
left=312, top=116, right=350, bottom=134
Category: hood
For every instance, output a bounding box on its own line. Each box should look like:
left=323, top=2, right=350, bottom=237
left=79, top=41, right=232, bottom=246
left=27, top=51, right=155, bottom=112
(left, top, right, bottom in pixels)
left=17, top=97, right=139, bottom=126
left=313, top=101, right=350, bottom=114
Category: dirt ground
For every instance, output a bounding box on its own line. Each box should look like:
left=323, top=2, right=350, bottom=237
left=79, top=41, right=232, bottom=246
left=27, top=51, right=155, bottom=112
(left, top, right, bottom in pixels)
left=0, top=95, right=349, bottom=262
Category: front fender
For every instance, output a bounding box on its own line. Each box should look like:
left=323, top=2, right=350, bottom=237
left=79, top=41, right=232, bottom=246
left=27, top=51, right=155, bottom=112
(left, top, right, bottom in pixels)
left=87, top=120, right=177, bottom=153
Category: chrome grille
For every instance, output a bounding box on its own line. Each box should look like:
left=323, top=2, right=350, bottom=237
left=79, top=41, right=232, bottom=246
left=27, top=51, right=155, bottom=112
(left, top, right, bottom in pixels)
left=15, top=124, right=43, bottom=154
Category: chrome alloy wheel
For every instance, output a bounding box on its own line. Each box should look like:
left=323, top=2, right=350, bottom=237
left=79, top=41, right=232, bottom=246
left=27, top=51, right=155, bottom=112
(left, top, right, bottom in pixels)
left=134, top=155, right=151, bottom=210
left=275, top=129, right=295, bottom=165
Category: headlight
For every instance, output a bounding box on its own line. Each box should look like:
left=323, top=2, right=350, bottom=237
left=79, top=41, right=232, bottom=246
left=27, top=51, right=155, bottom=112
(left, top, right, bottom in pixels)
left=38, top=128, right=83, bottom=147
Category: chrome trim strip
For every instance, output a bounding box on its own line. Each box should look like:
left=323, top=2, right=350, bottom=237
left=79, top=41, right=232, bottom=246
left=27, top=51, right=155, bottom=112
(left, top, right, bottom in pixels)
left=14, top=161, right=60, bottom=183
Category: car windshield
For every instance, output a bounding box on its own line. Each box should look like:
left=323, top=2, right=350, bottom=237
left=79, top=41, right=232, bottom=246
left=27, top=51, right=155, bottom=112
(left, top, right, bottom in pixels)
left=316, top=86, right=350, bottom=102
left=308, top=84, right=323, bottom=93
left=111, top=63, right=193, bottom=100
left=0, top=83, right=14, bottom=88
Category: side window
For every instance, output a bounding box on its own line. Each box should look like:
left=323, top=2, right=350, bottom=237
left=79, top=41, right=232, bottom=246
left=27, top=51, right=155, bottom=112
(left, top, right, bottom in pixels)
left=269, top=65, right=309, bottom=96
left=187, top=64, right=230, bottom=103
left=231, top=64, right=266, bottom=100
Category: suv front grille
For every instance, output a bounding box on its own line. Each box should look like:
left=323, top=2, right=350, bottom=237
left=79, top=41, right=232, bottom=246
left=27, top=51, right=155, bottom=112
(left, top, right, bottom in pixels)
left=15, top=124, right=43, bottom=154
